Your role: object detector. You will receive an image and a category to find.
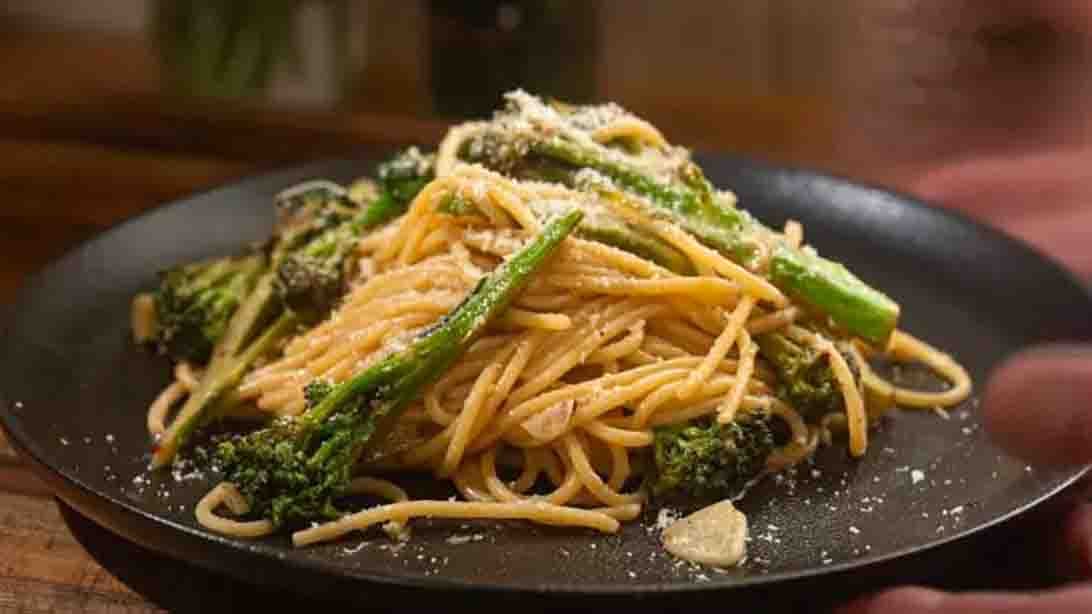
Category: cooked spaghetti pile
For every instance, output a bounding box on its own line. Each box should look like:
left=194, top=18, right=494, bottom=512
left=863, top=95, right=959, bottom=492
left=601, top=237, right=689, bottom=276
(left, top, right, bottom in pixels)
left=132, top=91, right=971, bottom=555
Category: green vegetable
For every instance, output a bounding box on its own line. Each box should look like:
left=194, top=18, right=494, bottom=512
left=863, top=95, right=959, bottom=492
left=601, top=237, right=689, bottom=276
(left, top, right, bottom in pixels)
left=649, top=413, right=775, bottom=501
left=558, top=210, right=693, bottom=275
left=273, top=180, right=360, bottom=237
left=271, top=181, right=363, bottom=323
left=362, top=147, right=435, bottom=228
left=274, top=149, right=436, bottom=322
left=150, top=263, right=301, bottom=469
left=529, top=137, right=757, bottom=265
left=152, top=251, right=265, bottom=363
left=460, top=131, right=755, bottom=265
left=216, top=209, right=583, bottom=527
left=437, top=158, right=691, bottom=273
left=769, top=245, right=899, bottom=346
left=166, top=307, right=300, bottom=454
left=437, top=193, right=479, bottom=217
left=755, top=332, right=844, bottom=421
left=377, top=147, right=435, bottom=206
left=458, top=93, right=901, bottom=343
left=152, top=151, right=438, bottom=469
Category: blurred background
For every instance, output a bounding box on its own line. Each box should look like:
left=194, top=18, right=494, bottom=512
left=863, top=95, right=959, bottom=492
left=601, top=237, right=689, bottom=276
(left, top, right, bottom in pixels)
left=2, top=0, right=1088, bottom=302
left=0, top=0, right=850, bottom=302
left=2, top=1, right=844, bottom=150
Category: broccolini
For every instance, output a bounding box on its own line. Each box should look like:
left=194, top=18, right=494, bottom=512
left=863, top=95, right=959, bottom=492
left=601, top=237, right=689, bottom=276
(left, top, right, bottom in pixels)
left=755, top=333, right=843, bottom=421
left=217, top=210, right=583, bottom=527
left=458, top=92, right=900, bottom=345
left=152, top=251, right=265, bottom=364
left=649, top=413, right=775, bottom=502
left=152, top=151, right=437, bottom=468
left=275, top=150, right=436, bottom=323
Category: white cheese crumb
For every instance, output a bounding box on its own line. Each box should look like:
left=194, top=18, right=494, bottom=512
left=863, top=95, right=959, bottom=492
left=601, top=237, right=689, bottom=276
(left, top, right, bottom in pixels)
left=911, top=469, right=925, bottom=485
left=343, top=541, right=370, bottom=555
left=655, top=507, right=681, bottom=530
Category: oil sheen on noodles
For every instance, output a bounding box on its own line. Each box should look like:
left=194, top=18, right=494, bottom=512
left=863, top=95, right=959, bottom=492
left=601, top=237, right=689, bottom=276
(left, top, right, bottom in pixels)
left=139, top=95, right=971, bottom=552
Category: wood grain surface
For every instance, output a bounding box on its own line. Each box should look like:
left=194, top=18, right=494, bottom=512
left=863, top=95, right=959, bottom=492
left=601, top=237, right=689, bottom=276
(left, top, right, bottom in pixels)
left=0, top=427, right=359, bottom=613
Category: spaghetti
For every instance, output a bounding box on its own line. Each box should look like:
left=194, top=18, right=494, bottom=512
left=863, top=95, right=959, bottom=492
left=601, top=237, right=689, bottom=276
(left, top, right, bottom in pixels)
left=137, top=91, right=972, bottom=562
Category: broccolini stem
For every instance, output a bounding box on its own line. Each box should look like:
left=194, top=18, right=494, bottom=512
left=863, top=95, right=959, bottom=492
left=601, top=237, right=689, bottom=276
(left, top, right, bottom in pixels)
left=755, top=331, right=842, bottom=421
left=479, top=134, right=901, bottom=344
left=212, top=272, right=282, bottom=361
left=440, top=192, right=692, bottom=274
left=151, top=306, right=298, bottom=469
left=304, top=208, right=584, bottom=454
left=768, top=245, right=899, bottom=346
left=562, top=216, right=694, bottom=275
left=529, top=138, right=755, bottom=265
left=153, top=250, right=266, bottom=364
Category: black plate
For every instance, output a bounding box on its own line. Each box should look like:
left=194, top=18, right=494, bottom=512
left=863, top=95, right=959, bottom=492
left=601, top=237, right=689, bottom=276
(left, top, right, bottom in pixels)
left=2, top=154, right=1090, bottom=607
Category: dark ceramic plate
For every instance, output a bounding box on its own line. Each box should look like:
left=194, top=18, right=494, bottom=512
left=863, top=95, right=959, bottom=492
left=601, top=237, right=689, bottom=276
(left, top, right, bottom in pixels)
left=2, top=154, right=1090, bottom=607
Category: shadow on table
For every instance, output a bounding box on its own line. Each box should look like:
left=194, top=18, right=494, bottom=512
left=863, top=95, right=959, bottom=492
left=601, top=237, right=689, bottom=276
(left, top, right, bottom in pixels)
left=57, top=494, right=1069, bottom=614
left=58, top=502, right=328, bottom=611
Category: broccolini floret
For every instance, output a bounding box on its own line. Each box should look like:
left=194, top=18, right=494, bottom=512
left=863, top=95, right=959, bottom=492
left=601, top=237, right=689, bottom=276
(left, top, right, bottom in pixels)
left=153, top=251, right=265, bottom=364
left=755, top=333, right=859, bottom=421
left=756, top=333, right=839, bottom=421
left=272, top=182, right=361, bottom=323
left=359, top=147, right=436, bottom=229
left=302, top=378, right=334, bottom=407
left=377, top=147, right=435, bottom=204
left=151, top=151, right=439, bottom=469
left=649, top=413, right=775, bottom=501
left=274, top=151, right=436, bottom=323
left=215, top=210, right=583, bottom=527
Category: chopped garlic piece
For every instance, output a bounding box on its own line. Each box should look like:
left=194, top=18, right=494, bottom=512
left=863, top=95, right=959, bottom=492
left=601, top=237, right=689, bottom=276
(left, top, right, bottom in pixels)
left=521, top=399, right=575, bottom=442
left=662, top=500, right=748, bottom=567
